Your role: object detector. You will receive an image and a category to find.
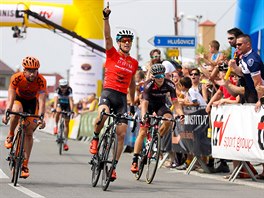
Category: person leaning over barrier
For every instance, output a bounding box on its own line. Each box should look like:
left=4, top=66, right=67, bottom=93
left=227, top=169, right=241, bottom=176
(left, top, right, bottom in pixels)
left=89, top=4, right=138, bottom=181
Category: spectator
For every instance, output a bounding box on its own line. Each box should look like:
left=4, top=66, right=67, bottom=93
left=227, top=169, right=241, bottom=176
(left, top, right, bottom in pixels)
left=143, top=49, right=162, bottom=79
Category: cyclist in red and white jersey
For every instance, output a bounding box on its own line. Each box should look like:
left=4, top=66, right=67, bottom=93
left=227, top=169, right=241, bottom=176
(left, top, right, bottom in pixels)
left=89, top=5, right=138, bottom=181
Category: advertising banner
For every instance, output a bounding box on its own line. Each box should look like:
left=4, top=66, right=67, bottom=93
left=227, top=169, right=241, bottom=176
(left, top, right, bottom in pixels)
left=178, top=107, right=211, bottom=156
left=211, top=104, right=264, bottom=163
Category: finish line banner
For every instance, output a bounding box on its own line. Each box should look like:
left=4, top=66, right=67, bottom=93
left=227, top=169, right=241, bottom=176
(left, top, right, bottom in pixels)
left=178, top=107, right=211, bottom=156
left=211, top=104, right=264, bottom=163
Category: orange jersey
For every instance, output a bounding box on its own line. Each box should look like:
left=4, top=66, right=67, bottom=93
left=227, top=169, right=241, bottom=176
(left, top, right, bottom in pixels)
left=10, top=72, right=47, bottom=100
left=104, top=47, right=138, bottom=94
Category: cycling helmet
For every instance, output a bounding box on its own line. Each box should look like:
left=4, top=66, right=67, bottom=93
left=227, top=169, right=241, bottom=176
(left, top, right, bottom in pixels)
left=59, top=79, right=68, bottom=87
left=22, top=56, right=40, bottom=69
left=150, top=63, right=166, bottom=75
left=116, top=29, right=134, bottom=42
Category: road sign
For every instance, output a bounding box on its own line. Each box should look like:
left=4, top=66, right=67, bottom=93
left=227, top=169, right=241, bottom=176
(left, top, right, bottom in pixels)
left=167, top=48, right=179, bottom=57
left=148, top=35, right=196, bottom=48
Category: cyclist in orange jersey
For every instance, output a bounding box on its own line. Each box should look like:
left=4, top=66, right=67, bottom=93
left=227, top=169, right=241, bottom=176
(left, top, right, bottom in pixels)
left=2, top=56, right=46, bottom=178
left=89, top=5, right=138, bottom=181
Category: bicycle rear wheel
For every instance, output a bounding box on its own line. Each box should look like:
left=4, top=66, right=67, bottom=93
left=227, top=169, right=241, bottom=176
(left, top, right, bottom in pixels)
left=135, top=150, right=147, bottom=180
left=146, top=133, right=161, bottom=184
left=101, top=132, right=117, bottom=191
left=91, top=133, right=106, bottom=187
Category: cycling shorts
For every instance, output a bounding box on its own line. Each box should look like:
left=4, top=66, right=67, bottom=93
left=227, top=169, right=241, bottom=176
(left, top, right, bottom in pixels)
left=99, top=88, right=128, bottom=124
left=14, top=95, right=39, bottom=125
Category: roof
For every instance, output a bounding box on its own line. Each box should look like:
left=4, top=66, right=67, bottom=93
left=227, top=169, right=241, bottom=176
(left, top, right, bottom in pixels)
left=0, top=60, right=14, bottom=75
left=199, top=20, right=215, bottom=27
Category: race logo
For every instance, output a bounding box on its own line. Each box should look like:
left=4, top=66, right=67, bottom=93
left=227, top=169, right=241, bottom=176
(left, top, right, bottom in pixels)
left=212, top=114, right=230, bottom=146
left=257, top=115, right=264, bottom=150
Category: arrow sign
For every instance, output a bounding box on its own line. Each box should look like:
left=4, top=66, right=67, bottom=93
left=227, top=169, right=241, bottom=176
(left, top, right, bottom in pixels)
left=148, top=35, right=196, bottom=48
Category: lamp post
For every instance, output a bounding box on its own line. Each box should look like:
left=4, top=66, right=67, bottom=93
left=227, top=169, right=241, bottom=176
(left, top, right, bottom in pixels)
left=186, top=15, right=202, bottom=44
left=115, top=26, right=140, bottom=61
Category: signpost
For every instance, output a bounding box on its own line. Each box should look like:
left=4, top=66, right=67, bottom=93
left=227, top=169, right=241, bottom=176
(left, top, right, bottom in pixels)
left=148, top=35, right=196, bottom=48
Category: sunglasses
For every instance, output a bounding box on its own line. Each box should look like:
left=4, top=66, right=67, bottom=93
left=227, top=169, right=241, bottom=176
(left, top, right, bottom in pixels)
left=25, top=69, right=38, bottom=73
left=151, top=55, right=160, bottom=59
left=60, top=85, right=67, bottom=89
left=190, top=73, right=199, bottom=76
left=236, top=43, right=243, bottom=47
left=228, top=37, right=235, bottom=40
left=120, top=38, right=132, bottom=43
left=154, top=73, right=165, bottom=79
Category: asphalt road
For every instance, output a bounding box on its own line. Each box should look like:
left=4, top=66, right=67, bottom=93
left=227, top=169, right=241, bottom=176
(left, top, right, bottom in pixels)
left=0, top=125, right=263, bottom=198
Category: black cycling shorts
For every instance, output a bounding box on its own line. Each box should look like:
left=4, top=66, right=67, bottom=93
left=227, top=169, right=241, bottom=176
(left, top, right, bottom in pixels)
left=99, top=88, right=128, bottom=124
left=148, top=102, right=172, bottom=116
left=15, top=95, right=37, bottom=114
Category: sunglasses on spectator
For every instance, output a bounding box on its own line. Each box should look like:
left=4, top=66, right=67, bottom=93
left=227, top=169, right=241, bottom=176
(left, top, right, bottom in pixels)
left=228, top=37, right=235, bottom=40
left=190, top=73, right=199, bottom=76
left=151, top=55, right=160, bottom=59
left=120, top=38, right=132, bottom=43
left=236, top=43, right=243, bottom=47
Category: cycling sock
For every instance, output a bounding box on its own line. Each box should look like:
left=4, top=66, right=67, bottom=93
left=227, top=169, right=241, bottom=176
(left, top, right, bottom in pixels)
left=113, top=160, right=118, bottom=169
left=93, top=132, right=99, bottom=139
left=132, top=154, right=139, bottom=163
left=9, top=131, right=15, bottom=136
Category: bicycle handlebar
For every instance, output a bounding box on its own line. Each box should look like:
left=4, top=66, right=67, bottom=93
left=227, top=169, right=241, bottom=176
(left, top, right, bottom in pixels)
left=6, top=110, right=41, bottom=119
left=143, top=114, right=181, bottom=131
left=97, top=108, right=137, bottom=132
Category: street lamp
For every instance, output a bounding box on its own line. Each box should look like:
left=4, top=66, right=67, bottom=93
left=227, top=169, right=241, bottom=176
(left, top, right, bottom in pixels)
left=186, top=15, right=202, bottom=44
left=115, top=26, right=140, bottom=61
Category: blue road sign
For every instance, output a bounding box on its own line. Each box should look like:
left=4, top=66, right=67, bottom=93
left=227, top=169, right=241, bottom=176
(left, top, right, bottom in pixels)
left=148, top=36, right=196, bottom=48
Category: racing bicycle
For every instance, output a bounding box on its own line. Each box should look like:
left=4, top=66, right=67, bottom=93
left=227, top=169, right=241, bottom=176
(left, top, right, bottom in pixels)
left=55, top=110, right=72, bottom=155
left=89, top=109, right=137, bottom=191
left=134, top=114, right=178, bottom=184
left=6, top=110, right=42, bottom=186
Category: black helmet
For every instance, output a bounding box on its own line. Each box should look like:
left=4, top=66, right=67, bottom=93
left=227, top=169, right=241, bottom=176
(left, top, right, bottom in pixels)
left=116, top=29, right=134, bottom=42
left=150, top=63, right=166, bottom=75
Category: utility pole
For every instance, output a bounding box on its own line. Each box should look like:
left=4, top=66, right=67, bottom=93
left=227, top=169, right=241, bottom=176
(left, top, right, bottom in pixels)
left=174, top=0, right=178, bottom=36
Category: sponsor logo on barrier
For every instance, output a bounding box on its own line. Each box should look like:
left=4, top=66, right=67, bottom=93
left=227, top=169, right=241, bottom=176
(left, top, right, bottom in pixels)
left=212, top=114, right=230, bottom=146
left=257, top=115, right=264, bottom=150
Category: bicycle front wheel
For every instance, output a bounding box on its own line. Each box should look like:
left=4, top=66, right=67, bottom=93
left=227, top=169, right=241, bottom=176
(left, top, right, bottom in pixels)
left=101, top=132, right=118, bottom=191
left=58, top=121, right=64, bottom=155
left=14, top=130, right=25, bottom=186
left=135, top=150, right=147, bottom=180
left=9, top=133, right=19, bottom=183
left=91, top=133, right=106, bottom=187
left=146, top=132, right=161, bottom=184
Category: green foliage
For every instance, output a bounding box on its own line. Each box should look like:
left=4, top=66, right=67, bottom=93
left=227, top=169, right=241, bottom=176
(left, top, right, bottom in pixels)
left=195, top=44, right=208, bottom=55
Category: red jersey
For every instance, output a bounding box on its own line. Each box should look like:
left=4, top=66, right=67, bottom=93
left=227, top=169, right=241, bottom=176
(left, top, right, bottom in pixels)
left=10, top=72, right=47, bottom=100
left=104, top=47, right=138, bottom=94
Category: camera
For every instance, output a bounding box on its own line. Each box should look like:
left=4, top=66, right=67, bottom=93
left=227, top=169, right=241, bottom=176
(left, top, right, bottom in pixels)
left=218, top=62, right=228, bottom=71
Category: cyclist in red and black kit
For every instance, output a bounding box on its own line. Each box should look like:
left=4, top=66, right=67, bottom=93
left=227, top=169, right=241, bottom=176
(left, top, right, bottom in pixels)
left=89, top=5, right=138, bottom=181
left=130, top=63, right=184, bottom=173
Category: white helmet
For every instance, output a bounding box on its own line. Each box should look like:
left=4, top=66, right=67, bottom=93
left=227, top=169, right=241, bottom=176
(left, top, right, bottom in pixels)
left=59, top=79, right=68, bottom=87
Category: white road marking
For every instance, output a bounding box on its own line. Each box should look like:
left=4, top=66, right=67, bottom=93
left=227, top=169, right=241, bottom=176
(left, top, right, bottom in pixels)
left=9, top=183, right=46, bottom=198
left=0, top=169, right=9, bottom=179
